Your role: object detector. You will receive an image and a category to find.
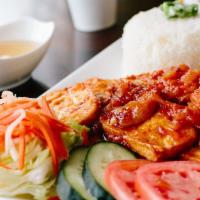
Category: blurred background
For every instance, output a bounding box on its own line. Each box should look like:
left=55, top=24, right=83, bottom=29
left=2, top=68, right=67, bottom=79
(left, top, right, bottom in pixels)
left=0, top=0, right=164, bottom=97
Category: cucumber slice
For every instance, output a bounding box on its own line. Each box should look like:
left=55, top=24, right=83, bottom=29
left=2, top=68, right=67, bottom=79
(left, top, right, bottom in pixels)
left=57, top=147, right=95, bottom=200
left=83, top=142, right=136, bottom=199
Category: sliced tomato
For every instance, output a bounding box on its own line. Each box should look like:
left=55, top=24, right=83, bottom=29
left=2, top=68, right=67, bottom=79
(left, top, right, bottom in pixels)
left=135, top=161, right=200, bottom=200
left=104, top=160, right=150, bottom=200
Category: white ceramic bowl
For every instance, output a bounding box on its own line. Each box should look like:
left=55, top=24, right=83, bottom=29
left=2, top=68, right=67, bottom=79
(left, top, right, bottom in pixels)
left=0, top=17, right=55, bottom=90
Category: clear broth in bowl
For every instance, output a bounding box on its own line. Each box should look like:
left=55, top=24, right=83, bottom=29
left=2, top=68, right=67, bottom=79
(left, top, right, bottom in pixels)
left=0, top=40, right=39, bottom=58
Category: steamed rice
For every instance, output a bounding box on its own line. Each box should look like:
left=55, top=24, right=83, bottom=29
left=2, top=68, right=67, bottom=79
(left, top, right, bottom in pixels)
left=122, top=5, right=200, bottom=75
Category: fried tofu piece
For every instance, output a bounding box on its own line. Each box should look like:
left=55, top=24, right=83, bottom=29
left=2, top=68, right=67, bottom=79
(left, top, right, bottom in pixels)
left=46, top=83, right=99, bottom=125
left=101, top=112, right=197, bottom=161
left=84, top=78, right=118, bottom=105
left=106, top=92, right=159, bottom=128
left=181, top=147, right=200, bottom=162
left=190, top=89, right=200, bottom=109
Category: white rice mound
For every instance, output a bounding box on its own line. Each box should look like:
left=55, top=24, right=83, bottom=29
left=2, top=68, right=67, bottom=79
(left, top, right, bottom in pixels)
left=122, top=6, right=200, bottom=75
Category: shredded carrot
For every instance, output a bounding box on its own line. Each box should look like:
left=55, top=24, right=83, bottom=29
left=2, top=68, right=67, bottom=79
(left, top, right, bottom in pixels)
left=39, top=114, right=68, bottom=168
left=39, top=96, right=55, bottom=118
left=0, top=136, right=4, bottom=152
left=26, top=111, right=59, bottom=174
left=0, top=125, right=6, bottom=132
left=0, top=95, right=69, bottom=174
left=0, top=163, right=11, bottom=170
left=0, top=101, right=37, bottom=121
left=0, top=112, right=20, bottom=125
left=0, top=109, right=16, bottom=121
left=0, top=99, right=38, bottom=112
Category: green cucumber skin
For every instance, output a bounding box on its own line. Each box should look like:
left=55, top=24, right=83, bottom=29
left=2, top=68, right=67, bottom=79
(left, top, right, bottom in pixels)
left=83, top=142, right=136, bottom=200
left=83, top=163, right=114, bottom=200
left=57, top=171, right=83, bottom=200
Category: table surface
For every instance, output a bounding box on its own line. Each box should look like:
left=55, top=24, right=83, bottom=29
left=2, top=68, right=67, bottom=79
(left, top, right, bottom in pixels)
left=0, top=0, right=164, bottom=97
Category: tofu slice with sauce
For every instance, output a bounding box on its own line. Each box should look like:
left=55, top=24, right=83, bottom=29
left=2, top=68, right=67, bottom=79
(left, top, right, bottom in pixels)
left=46, top=83, right=99, bottom=125
left=101, top=112, right=197, bottom=161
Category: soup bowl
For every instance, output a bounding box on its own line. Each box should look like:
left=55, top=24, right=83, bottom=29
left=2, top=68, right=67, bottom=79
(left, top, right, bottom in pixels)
left=0, top=17, right=55, bottom=90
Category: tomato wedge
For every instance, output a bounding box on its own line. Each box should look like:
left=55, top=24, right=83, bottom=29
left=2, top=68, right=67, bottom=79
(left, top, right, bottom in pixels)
left=135, top=161, right=200, bottom=200
left=104, top=160, right=150, bottom=200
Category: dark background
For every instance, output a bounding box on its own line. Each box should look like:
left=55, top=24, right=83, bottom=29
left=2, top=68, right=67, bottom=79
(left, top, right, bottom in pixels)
left=3, top=0, right=164, bottom=97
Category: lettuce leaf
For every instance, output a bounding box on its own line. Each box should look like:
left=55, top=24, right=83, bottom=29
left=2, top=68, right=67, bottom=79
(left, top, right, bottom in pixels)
left=61, top=120, right=89, bottom=150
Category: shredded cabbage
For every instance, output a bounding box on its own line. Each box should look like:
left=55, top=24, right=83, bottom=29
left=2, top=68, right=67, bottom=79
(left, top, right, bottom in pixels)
left=0, top=138, right=54, bottom=200
left=0, top=120, right=88, bottom=200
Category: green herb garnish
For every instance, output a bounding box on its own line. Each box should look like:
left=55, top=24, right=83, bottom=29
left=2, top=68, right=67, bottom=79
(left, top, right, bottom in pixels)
left=160, top=1, right=198, bottom=19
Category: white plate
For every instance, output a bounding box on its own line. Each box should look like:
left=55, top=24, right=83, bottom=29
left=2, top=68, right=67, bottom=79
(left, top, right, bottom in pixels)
left=46, top=38, right=122, bottom=93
